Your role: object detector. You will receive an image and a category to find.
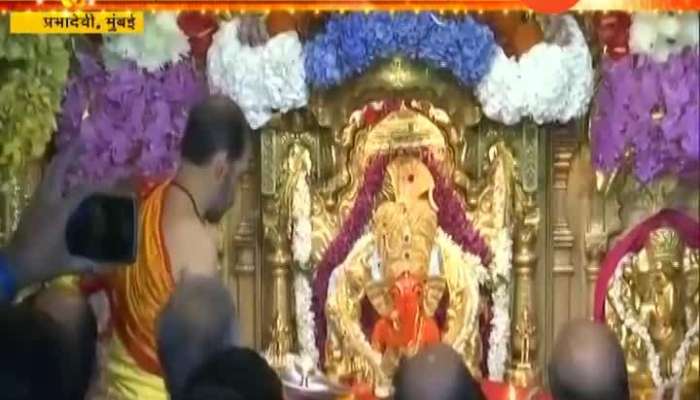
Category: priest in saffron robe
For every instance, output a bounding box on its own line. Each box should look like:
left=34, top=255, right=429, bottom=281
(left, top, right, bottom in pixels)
left=86, top=96, right=252, bottom=399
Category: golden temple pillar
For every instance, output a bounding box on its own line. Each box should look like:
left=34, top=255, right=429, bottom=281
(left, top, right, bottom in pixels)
left=264, top=227, right=293, bottom=367
left=508, top=193, right=539, bottom=387
left=583, top=230, right=606, bottom=319
left=220, top=151, right=264, bottom=348
left=547, top=129, right=579, bottom=357
left=260, top=123, right=294, bottom=361
left=508, top=122, right=540, bottom=387
left=260, top=113, right=320, bottom=363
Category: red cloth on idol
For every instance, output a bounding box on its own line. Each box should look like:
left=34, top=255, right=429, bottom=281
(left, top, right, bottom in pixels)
left=593, top=208, right=700, bottom=322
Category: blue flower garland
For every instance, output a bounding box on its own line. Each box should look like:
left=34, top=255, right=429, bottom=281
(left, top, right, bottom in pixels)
left=304, top=12, right=497, bottom=88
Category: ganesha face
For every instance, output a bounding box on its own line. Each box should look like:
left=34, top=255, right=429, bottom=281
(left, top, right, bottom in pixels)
left=391, top=273, right=424, bottom=327
left=369, top=272, right=443, bottom=356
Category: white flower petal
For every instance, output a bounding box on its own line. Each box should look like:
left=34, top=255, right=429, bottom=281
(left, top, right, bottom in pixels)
left=102, top=12, right=190, bottom=72
left=476, top=15, right=593, bottom=126
left=207, top=20, right=308, bottom=129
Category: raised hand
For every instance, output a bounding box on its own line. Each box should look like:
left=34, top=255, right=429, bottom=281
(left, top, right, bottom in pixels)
left=5, top=145, right=119, bottom=288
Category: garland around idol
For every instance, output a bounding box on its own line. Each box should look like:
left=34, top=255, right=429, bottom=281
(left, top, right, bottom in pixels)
left=207, top=18, right=308, bottom=129
left=475, top=15, right=594, bottom=125
left=304, top=12, right=496, bottom=88
left=608, top=254, right=699, bottom=400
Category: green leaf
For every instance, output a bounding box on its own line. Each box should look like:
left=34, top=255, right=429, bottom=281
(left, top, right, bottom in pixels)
left=0, top=19, right=69, bottom=173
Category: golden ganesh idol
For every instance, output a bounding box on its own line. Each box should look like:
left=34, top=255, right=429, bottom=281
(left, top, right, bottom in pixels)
left=323, top=156, right=486, bottom=396
left=263, top=89, right=536, bottom=398
left=606, top=227, right=700, bottom=400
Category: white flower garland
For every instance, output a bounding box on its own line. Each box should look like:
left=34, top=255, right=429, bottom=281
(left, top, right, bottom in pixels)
left=293, top=273, right=319, bottom=364
left=207, top=19, right=308, bottom=129
left=434, top=230, right=490, bottom=363
left=102, top=12, right=190, bottom=72
left=289, top=169, right=318, bottom=364
left=608, top=254, right=700, bottom=399
left=629, top=12, right=699, bottom=63
left=476, top=15, right=594, bottom=125
left=291, top=174, right=312, bottom=265
left=434, top=227, right=513, bottom=380
left=486, top=228, right=513, bottom=381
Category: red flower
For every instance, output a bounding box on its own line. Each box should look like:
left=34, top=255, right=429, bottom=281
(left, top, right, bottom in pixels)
left=177, top=12, right=219, bottom=64
left=361, top=99, right=403, bottom=126
left=594, top=11, right=632, bottom=61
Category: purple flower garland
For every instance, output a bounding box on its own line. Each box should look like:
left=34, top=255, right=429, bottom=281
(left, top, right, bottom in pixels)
left=591, top=48, right=699, bottom=183
left=421, top=151, right=492, bottom=266
left=312, top=154, right=390, bottom=361
left=304, top=12, right=496, bottom=88
left=57, top=53, right=206, bottom=188
left=420, top=150, right=493, bottom=373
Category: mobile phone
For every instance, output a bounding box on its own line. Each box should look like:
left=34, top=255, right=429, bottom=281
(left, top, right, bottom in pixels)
left=65, top=194, right=138, bottom=264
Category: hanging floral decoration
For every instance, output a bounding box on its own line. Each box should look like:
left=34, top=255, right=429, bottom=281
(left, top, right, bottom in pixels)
left=207, top=19, right=308, bottom=129
left=312, top=154, right=390, bottom=360
left=177, top=12, right=219, bottom=64
left=422, top=151, right=492, bottom=266
left=102, top=12, right=190, bottom=72
left=475, top=15, right=594, bottom=125
left=629, top=12, right=699, bottom=63
left=289, top=149, right=318, bottom=364
left=421, top=149, right=494, bottom=375
left=0, top=19, right=70, bottom=175
left=591, top=49, right=699, bottom=183
left=433, top=228, right=490, bottom=362
left=485, top=228, right=513, bottom=381
left=304, top=12, right=496, bottom=88
left=593, top=11, right=632, bottom=60
left=56, top=53, right=206, bottom=188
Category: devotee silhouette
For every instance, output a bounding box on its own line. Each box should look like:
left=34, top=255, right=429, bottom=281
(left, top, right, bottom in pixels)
left=86, top=95, right=252, bottom=399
